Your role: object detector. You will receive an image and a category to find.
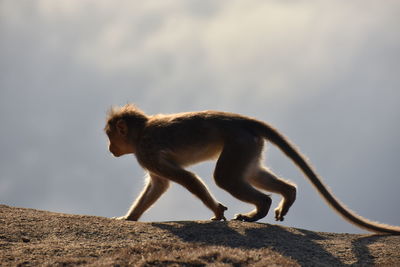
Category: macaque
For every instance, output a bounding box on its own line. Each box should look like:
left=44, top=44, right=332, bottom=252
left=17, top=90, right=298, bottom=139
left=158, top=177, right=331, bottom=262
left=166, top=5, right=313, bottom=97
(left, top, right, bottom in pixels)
left=104, top=104, right=400, bottom=234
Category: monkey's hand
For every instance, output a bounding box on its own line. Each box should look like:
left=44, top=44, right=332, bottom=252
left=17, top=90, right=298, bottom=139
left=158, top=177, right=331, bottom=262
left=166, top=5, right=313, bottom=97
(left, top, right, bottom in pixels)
left=211, top=203, right=228, bottom=221
left=112, top=216, right=128, bottom=220
left=112, top=215, right=138, bottom=221
left=112, top=214, right=140, bottom=221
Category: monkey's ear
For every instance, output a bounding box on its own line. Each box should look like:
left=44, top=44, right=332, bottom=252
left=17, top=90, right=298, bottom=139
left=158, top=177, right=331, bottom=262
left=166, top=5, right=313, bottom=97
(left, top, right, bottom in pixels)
left=116, top=119, right=128, bottom=136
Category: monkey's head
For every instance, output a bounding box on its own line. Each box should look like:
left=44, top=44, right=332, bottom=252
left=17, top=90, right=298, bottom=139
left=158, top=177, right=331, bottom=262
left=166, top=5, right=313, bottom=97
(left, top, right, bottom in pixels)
left=104, top=104, right=148, bottom=157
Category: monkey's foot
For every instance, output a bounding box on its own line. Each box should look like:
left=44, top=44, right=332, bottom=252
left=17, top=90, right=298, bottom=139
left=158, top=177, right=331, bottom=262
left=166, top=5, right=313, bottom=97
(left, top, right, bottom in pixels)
left=274, top=186, right=296, bottom=221
left=233, top=211, right=266, bottom=222
left=234, top=209, right=268, bottom=222
left=211, top=203, right=228, bottom=221
left=234, top=196, right=271, bottom=222
left=234, top=213, right=256, bottom=222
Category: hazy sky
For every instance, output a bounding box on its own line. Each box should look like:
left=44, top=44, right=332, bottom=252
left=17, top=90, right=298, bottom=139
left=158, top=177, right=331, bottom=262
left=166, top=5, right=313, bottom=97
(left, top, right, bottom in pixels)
left=1, top=0, right=399, bottom=234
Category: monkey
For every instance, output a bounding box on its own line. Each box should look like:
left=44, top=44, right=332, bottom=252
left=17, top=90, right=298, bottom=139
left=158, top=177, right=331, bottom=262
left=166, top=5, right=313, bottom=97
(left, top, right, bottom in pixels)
left=104, top=104, right=400, bottom=235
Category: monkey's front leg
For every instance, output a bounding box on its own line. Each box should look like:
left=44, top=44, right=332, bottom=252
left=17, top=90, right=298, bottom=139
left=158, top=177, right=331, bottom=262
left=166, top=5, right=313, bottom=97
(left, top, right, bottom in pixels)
left=155, top=165, right=227, bottom=221
left=115, top=174, right=170, bottom=221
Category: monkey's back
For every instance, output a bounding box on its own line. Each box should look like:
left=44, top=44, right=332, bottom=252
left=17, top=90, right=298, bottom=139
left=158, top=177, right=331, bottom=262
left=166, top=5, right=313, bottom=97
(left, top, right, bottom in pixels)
left=136, top=111, right=262, bottom=167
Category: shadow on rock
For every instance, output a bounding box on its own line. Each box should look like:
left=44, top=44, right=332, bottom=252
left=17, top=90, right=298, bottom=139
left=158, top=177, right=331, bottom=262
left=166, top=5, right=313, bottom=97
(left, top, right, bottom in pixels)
left=152, top=221, right=347, bottom=266
left=351, top=234, right=387, bottom=266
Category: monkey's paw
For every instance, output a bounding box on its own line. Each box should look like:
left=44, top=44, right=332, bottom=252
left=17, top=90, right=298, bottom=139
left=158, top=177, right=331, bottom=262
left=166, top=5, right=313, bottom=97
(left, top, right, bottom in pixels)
left=274, top=188, right=296, bottom=221
left=233, top=207, right=268, bottom=222
left=233, top=214, right=251, bottom=222
left=211, top=203, right=228, bottom=221
left=112, top=216, right=128, bottom=220
left=211, top=215, right=227, bottom=221
left=274, top=208, right=285, bottom=221
left=233, top=213, right=260, bottom=222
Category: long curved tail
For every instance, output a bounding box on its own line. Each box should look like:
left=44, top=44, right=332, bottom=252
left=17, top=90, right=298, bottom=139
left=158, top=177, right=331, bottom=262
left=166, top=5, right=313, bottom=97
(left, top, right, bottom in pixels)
left=254, top=120, right=400, bottom=234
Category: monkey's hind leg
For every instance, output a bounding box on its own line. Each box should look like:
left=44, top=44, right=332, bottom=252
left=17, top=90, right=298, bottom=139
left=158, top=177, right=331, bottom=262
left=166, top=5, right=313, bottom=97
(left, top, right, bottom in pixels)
left=214, top=138, right=272, bottom=222
left=248, top=168, right=296, bottom=221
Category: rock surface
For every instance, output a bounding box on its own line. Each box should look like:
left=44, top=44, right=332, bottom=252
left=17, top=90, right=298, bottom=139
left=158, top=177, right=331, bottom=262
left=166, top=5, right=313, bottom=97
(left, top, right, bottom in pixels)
left=1, top=205, right=399, bottom=266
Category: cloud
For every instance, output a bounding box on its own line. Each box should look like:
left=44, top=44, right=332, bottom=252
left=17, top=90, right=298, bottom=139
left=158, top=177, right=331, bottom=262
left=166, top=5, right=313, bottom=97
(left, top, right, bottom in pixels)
left=0, top=0, right=399, bottom=233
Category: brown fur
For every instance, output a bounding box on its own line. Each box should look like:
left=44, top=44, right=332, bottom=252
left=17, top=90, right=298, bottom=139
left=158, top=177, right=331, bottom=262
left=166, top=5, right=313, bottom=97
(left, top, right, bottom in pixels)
left=105, top=104, right=400, bottom=234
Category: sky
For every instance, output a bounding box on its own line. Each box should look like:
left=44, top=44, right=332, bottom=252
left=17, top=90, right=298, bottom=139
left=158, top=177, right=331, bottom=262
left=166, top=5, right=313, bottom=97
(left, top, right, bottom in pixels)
left=1, top=0, right=399, bottom=234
